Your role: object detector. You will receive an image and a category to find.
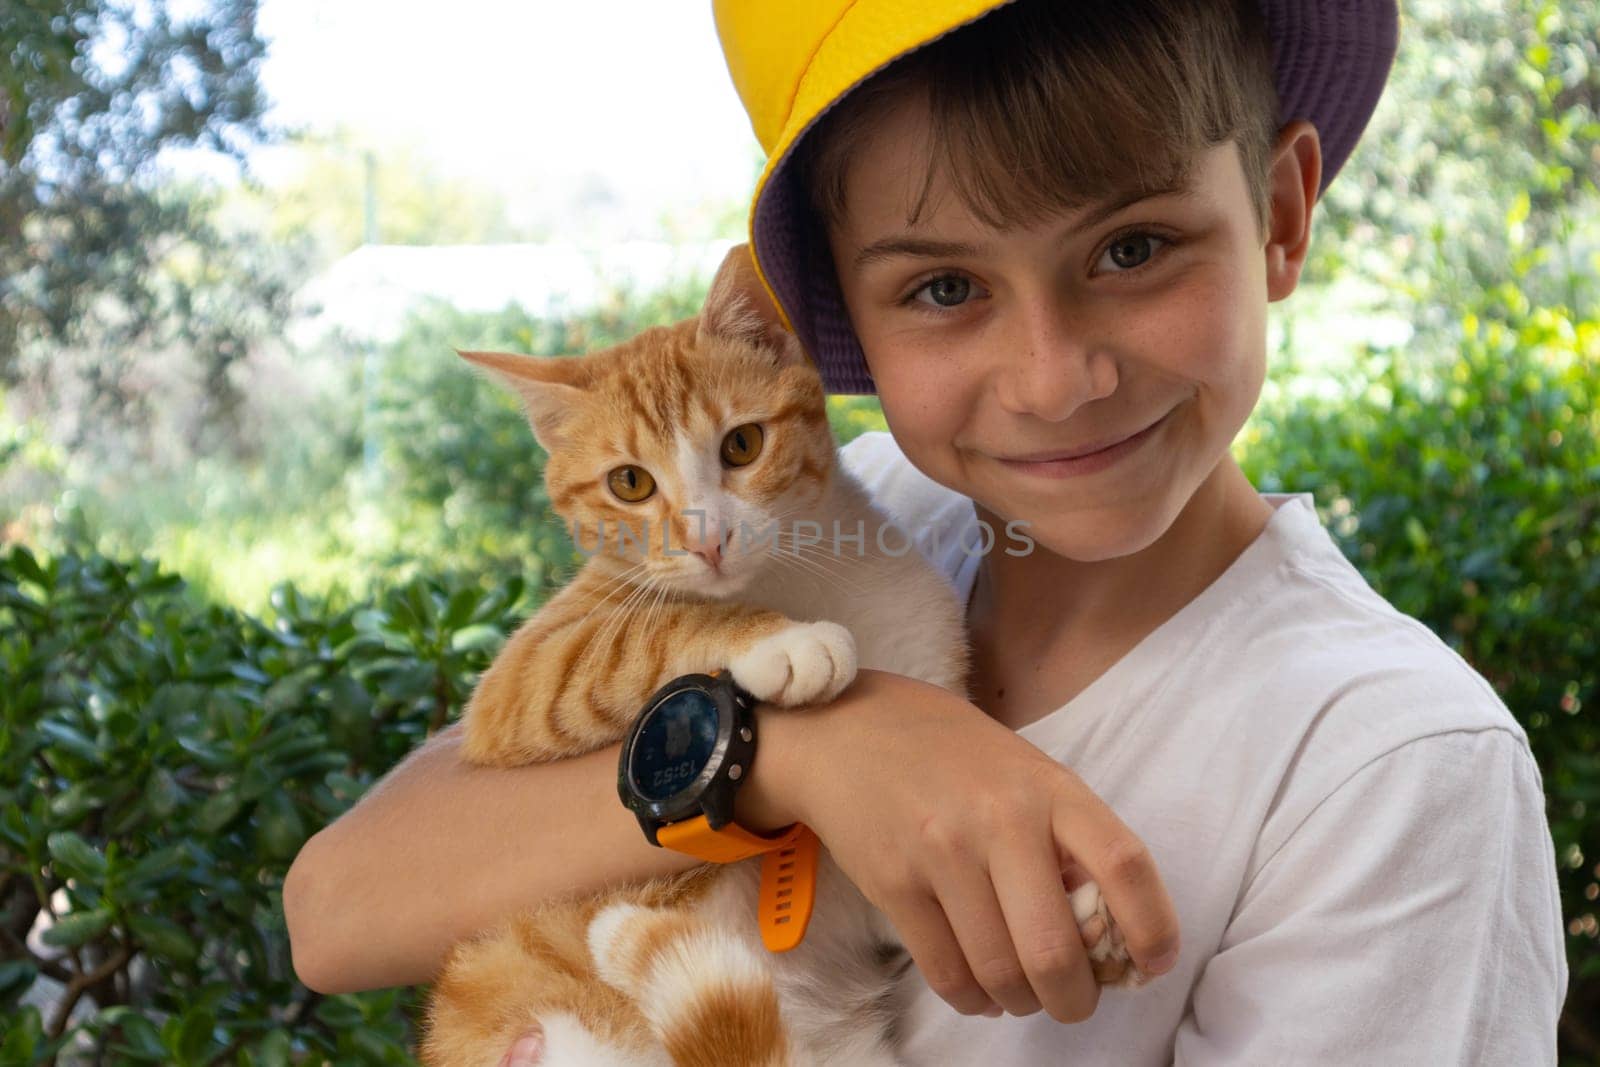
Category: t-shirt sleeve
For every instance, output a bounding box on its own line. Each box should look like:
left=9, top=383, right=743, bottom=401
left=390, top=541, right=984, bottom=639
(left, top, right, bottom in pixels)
left=1172, top=728, right=1567, bottom=1065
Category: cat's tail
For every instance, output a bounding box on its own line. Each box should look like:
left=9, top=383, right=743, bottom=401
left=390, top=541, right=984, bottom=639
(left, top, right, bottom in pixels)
left=589, top=901, right=794, bottom=1067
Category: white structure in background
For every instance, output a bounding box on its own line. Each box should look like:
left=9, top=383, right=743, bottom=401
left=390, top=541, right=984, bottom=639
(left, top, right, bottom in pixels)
left=289, top=239, right=739, bottom=349
left=287, top=239, right=741, bottom=498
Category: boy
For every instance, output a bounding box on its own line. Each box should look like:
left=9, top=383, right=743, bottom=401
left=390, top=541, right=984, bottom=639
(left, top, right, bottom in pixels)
left=285, top=0, right=1568, bottom=1062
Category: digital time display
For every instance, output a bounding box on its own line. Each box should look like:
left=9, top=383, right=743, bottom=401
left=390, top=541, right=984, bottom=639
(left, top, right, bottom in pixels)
left=630, top=689, right=720, bottom=801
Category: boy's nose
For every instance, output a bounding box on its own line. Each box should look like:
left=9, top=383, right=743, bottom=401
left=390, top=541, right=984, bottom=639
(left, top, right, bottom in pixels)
left=994, top=306, right=1118, bottom=423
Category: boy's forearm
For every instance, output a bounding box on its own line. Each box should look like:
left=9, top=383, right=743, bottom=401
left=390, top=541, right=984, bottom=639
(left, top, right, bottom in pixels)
left=282, top=724, right=707, bottom=993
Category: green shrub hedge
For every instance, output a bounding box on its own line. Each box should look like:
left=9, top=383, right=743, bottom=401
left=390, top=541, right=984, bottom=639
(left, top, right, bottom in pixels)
left=0, top=553, right=530, bottom=1063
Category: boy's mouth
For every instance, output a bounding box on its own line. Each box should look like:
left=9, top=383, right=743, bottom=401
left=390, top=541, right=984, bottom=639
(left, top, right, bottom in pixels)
left=997, top=408, right=1173, bottom=463
left=992, top=408, right=1174, bottom=478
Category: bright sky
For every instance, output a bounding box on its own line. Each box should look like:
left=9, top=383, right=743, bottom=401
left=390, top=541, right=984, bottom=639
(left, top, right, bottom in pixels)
left=250, top=0, right=763, bottom=236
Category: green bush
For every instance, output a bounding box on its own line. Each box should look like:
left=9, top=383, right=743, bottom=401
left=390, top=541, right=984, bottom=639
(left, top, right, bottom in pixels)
left=0, top=546, right=532, bottom=1063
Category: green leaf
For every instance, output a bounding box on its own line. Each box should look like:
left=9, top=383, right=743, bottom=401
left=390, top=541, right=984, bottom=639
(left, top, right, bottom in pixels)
left=253, top=1030, right=293, bottom=1067
left=349, top=1027, right=404, bottom=1061
left=102, top=1009, right=166, bottom=1061
left=313, top=994, right=365, bottom=1029
left=40, top=907, right=113, bottom=948
left=175, top=734, right=230, bottom=771
left=194, top=790, right=245, bottom=834
left=254, top=792, right=306, bottom=861
left=1506, top=189, right=1531, bottom=228
left=38, top=720, right=101, bottom=764
left=450, top=623, right=503, bottom=653
left=144, top=767, right=184, bottom=819
left=0, top=959, right=39, bottom=1003
left=9, top=547, right=48, bottom=587
left=443, top=586, right=482, bottom=629
left=127, top=913, right=199, bottom=965
left=228, top=663, right=272, bottom=686
left=126, top=843, right=189, bottom=885
left=176, top=1007, right=218, bottom=1065
left=47, top=831, right=107, bottom=878
left=0, top=1005, right=42, bottom=1061
left=262, top=673, right=312, bottom=715
left=47, top=781, right=100, bottom=823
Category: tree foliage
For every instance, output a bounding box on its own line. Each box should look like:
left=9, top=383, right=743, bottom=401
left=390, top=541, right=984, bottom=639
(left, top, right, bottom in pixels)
left=0, top=0, right=293, bottom=447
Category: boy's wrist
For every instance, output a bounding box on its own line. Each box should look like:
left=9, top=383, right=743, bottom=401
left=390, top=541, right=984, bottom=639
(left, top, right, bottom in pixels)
left=731, top=697, right=813, bottom=834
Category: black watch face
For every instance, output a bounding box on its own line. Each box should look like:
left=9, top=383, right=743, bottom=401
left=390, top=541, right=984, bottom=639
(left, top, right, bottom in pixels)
left=629, top=688, right=721, bottom=801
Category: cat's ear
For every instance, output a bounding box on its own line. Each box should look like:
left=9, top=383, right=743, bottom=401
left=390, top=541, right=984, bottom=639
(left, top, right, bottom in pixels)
left=456, top=349, right=585, bottom=450
left=697, top=243, right=806, bottom=368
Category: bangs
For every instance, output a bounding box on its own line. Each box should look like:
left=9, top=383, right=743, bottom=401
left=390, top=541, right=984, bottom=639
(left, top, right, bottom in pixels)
left=798, top=0, right=1278, bottom=235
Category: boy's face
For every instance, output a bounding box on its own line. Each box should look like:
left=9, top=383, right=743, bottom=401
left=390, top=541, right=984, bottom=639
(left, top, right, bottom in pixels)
left=826, top=96, right=1311, bottom=562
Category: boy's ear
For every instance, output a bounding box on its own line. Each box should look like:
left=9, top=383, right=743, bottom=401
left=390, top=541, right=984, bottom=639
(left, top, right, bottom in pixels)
left=1264, top=120, right=1323, bottom=303
left=456, top=349, right=585, bottom=451
left=697, top=243, right=806, bottom=368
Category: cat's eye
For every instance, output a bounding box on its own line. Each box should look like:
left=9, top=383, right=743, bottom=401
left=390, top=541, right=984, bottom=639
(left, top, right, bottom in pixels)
left=607, top=465, right=655, bottom=502
left=720, top=423, right=764, bottom=467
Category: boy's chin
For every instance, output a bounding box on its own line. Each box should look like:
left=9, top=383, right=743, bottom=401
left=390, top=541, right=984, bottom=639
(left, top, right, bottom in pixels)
left=986, top=496, right=1178, bottom=565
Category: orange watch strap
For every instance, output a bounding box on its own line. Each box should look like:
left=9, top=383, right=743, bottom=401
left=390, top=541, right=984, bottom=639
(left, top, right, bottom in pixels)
left=756, top=824, right=820, bottom=952
left=656, top=814, right=820, bottom=952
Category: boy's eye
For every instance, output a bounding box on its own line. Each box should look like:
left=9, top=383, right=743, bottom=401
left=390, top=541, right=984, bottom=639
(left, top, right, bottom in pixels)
left=1098, top=232, right=1169, bottom=273
left=913, top=275, right=973, bottom=308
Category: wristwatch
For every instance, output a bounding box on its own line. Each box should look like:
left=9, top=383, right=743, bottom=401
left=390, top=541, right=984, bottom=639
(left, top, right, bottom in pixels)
left=618, top=669, right=819, bottom=952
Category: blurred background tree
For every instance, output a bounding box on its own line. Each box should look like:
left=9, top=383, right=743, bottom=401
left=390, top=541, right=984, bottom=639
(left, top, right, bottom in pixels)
left=1, top=0, right=302, bottom=467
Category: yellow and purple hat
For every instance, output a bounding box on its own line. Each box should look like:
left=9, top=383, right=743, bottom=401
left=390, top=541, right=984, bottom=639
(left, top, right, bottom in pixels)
left=712, top=0, right=1399, bottom=395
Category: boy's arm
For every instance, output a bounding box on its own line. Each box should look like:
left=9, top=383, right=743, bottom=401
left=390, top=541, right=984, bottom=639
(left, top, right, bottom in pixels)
left=282, top=720, right=801, bottom=994
left=284, top=671, right=1182, bottom=1009
left=1172, top=728, right=1567, bottom=1064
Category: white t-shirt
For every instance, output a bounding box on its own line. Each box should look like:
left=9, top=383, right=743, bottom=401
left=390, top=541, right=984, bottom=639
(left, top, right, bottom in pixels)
left=838, top=431, right=1569, bottom=1066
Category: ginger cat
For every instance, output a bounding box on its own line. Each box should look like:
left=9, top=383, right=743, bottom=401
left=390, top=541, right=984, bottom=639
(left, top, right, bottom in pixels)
left=419, top=246, right=1143, bottom=1067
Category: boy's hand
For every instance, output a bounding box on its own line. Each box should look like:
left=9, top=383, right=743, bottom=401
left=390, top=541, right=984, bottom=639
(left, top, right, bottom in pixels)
left=743, top=668, right=1180, bottom=1022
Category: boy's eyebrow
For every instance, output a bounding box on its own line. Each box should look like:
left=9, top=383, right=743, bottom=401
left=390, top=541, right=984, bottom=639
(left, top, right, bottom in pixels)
left=851, top=175, right=1197, bottom=271
left=853, top=236, right=981, bottom=270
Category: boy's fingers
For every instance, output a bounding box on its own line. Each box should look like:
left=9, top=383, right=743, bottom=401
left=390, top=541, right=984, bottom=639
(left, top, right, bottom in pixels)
left=885, top=890, right=1001, bottom=1017
left=988, top=835, right=1101, bottom=1023
left=933, top=862, right=1042, bottom=1017
left=1051, top=786, right=1180, bottom=975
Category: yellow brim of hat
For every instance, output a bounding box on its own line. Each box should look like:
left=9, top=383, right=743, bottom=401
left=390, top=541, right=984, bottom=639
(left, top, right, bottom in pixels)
left=714, top=0, right=1014, bottom=332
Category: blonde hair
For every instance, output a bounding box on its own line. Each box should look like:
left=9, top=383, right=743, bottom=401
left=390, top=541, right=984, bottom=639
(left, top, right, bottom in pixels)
left=796, top=0, right=1280, bottom=239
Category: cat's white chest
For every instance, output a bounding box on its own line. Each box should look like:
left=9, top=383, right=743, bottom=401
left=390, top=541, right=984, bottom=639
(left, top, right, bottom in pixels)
left=736, top=483, right=968, bottom=695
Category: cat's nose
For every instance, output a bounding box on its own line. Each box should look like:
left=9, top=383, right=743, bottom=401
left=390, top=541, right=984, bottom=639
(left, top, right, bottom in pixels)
left=692, top=544, right=723, bottom=572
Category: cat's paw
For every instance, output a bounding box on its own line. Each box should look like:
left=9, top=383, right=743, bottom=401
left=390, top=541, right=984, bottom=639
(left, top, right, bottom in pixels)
left=729, top=621, right=857, bottom=708
left=1069, top=880, right=1149, bottom=989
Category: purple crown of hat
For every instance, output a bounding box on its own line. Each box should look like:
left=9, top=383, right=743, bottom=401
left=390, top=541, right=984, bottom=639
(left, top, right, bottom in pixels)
left=753, top=0, right=1399, bottom=396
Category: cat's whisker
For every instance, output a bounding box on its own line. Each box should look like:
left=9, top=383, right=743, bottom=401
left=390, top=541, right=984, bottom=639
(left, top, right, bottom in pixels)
left=578, top=571, right=659, bottom=674
left=756, top=511, right=886, bottom=571
left=565, top=560, right=652, bottom=635
left=640, top=575, right=676, bottom=651
left=764, top=548, right=857, bottom=599
left=766, top=531, right=879, bottom=572
left=758, top=547, right=868, bottom=593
